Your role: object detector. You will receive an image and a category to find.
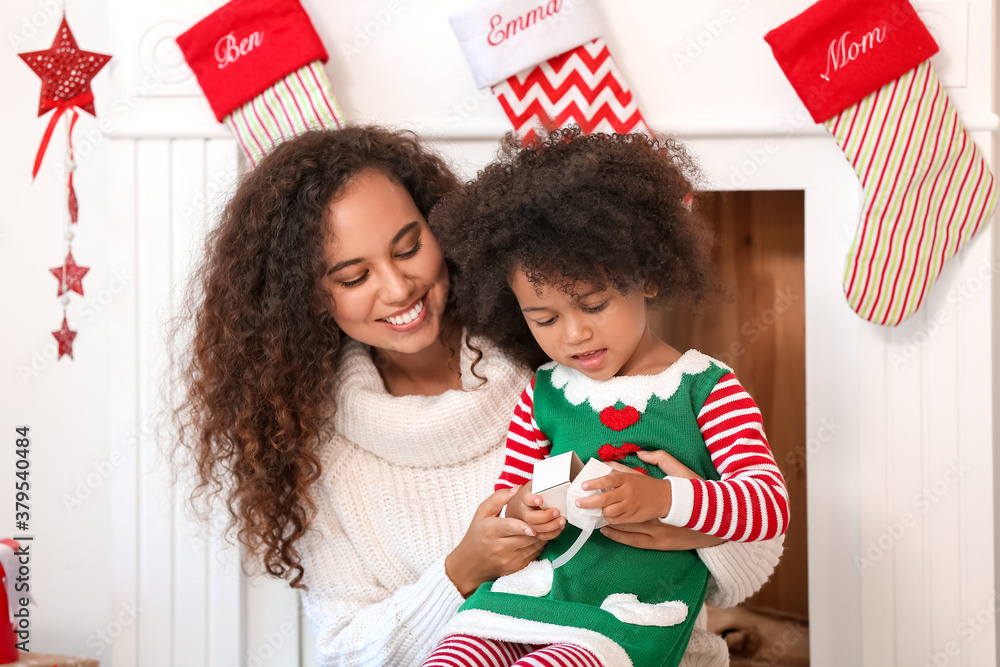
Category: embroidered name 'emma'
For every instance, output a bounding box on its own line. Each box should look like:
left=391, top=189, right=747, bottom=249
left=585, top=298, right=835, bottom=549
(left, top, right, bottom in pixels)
left=215, top=31, right=264, bottom=69
left=820, top=27, right=886, bottom=82
left=488, top=0, right=564, bottom=46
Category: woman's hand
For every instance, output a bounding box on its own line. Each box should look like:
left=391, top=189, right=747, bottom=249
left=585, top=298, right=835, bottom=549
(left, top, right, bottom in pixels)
left=601, top=521, right=726, bottom=550
left=445, top=487, right=545, bottom=598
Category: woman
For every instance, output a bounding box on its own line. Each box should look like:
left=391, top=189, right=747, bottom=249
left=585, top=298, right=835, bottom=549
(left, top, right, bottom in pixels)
left=175, top=127, right=782, bottom=666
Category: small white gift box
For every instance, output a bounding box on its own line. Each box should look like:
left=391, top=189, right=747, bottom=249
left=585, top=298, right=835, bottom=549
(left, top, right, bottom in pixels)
left=531, top=451, right=611, bottom=530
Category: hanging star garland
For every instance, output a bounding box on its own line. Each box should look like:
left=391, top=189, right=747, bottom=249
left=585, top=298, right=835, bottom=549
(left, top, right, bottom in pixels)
left=20, top=15, right=110, bottom=363
left=49, top=250, right=89, bottom=297
left=51, top=315, right=78, bottom=360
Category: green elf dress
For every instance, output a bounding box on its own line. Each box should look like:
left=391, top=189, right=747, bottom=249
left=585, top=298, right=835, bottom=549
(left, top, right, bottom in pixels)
left=442, top=350, right=732, bottom=667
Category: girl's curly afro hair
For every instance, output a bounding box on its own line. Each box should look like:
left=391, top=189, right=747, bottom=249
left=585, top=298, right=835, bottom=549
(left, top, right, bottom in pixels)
left=431, top=127, right=717, bottom=369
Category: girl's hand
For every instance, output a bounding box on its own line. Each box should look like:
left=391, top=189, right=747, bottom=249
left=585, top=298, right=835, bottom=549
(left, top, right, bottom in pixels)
left=575, top=462, right=672, bottom=524
left=600, top=521, right=726, bottom=550
left=575, top=450, right=705, bottom=525
left=507, top=484, right=566, bottom=542
left=445, top=487, right=545, bottom=598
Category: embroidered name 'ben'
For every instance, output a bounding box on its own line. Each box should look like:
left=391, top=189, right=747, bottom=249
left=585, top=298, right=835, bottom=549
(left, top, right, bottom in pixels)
left=215, top=30, right=264, bottom=69
left=820, top=27, right=886, bottom=81
left=488, top=0, right=565, bottom=46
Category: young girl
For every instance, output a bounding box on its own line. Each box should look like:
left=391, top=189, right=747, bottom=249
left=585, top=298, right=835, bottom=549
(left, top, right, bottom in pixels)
left=422, top=128, right=790, bottom=667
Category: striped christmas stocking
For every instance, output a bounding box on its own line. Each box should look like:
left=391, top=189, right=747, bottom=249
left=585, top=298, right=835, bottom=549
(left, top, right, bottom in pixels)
left=766, top=0, right=996, bottom=326
left=176, top=0, right=345, bottom=167
left=450, top=0, right=649, bottom=143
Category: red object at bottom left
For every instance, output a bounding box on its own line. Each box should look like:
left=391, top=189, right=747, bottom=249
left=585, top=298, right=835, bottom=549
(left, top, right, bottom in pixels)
left=0, top=540, right=21, bottom=664
left=0, top=541, right=98, bottom=666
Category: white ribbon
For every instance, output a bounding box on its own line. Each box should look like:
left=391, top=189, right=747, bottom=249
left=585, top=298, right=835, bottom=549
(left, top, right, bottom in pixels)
left=551, top=522, right=595, bottom=569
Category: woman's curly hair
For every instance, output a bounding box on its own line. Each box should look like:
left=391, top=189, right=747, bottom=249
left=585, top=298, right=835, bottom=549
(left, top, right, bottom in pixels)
left=431, top=127, right=716, bottom=369
left=173, top=127, right=460, bottom=589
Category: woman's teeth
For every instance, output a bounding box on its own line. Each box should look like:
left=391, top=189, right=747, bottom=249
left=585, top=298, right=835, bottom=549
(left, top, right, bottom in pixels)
left=384, top=299, right=423, bottom=325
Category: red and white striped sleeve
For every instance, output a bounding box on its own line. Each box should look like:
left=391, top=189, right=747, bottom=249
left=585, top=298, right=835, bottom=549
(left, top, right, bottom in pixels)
left=495, top=378, right=551, bottom=491
left=660, top=372, right=789, bottom=542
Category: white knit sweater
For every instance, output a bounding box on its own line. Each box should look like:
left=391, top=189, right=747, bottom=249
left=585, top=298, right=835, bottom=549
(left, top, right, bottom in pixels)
left=298, top=338, right=784, bottom=667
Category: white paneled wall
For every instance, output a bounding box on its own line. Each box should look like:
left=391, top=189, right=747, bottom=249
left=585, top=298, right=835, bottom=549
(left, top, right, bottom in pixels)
left=110, top=137, right=247, bottom=667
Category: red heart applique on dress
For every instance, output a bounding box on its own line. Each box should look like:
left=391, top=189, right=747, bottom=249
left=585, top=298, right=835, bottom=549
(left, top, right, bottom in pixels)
left=599, top=405, right=640, bottom=431
left=598, top=442, right=641, bottom=462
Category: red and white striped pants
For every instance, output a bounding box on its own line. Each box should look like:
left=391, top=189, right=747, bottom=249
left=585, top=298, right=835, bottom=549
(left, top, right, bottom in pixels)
left=422, top=634, right=603, bottom=667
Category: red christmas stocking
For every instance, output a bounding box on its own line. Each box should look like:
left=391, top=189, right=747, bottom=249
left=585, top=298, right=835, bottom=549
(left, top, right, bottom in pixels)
left=766, top=0, right=996, bottom=326
left=450, top=0, right=649, bottom=142
left=176, top=0, right=345, bottom=167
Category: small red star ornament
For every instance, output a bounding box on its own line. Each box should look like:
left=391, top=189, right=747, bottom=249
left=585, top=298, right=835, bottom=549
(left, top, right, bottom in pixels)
left=49, top=250, right=89, bottom=296
left=52, top=315, right=78, bottom=360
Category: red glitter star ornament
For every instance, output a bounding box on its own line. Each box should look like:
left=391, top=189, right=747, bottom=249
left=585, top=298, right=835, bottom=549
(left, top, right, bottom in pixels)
left=52, top=315, right=78, bottom=360
left=49, top=250, right=89, bottom=296
left=19, top=17, right=111, bottom=117
left=19, top=17, right=111, bottom=178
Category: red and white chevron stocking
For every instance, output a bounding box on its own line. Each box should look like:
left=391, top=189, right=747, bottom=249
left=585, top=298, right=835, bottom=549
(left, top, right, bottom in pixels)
left=177, top=0, right=345, bottom=167
left=766, top=0, right=996, bottom=326
left=450, top=0, right=649, bottom=142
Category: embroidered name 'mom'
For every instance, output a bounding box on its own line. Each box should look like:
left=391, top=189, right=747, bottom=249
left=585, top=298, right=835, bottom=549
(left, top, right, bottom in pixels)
left=215, top=30, right=265, bottom=69
left=820, top=27, right=886, bottom=81
left=488, top=0, right=565, bottom=46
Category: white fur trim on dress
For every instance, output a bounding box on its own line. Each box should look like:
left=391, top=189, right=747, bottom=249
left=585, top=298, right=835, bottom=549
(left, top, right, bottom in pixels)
left=546, top=350, right=728, bottom=413
left=599, top=594, right=688, bottom=627
left=491, top=559, right=553, bottom=597
left=441, top=609, right=634, bottom=667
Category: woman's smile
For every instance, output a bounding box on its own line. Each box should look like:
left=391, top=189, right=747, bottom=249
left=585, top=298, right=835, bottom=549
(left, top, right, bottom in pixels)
left=378, top=293, right=429, bottom=330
